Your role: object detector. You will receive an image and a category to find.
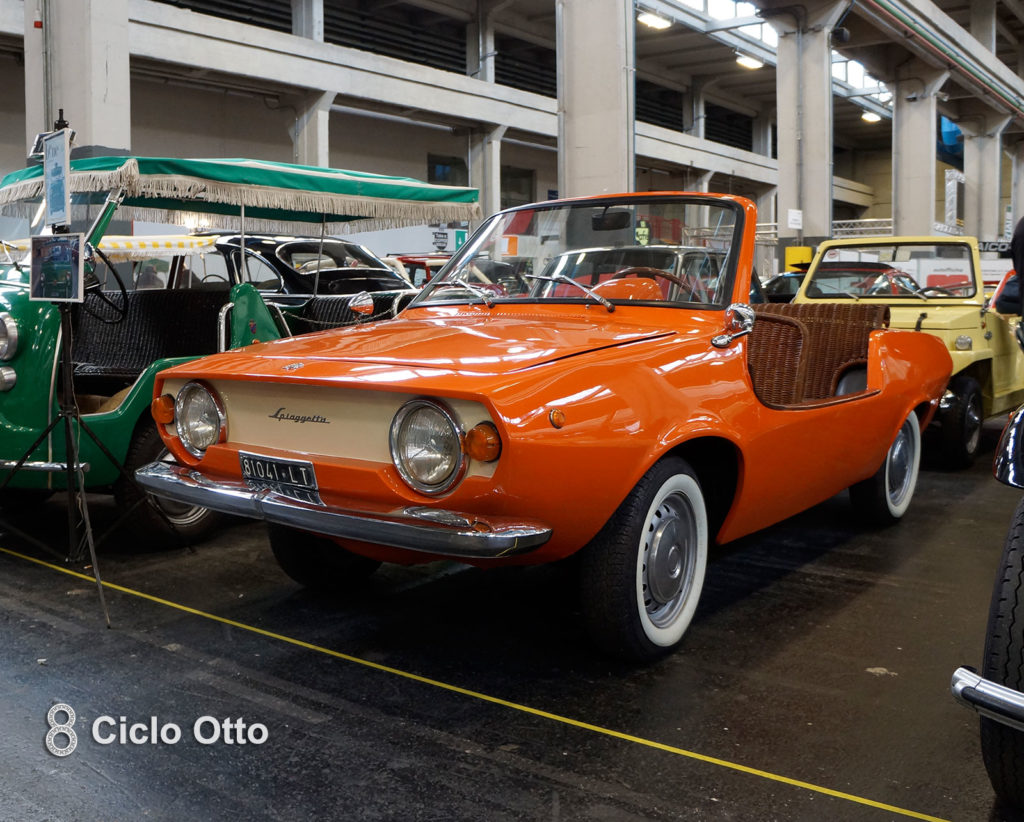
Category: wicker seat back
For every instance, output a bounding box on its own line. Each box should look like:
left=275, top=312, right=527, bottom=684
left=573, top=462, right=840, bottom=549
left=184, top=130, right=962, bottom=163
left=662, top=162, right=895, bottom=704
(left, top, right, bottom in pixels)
left=749, top=302, right=890, bottom=406
left=71, top=289, right=228, bottom=382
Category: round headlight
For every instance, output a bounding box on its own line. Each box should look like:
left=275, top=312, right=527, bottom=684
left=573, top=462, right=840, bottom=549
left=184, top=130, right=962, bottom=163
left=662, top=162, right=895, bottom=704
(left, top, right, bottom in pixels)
left=0, top=312, right=18, bottom=361
left=389, top=399, right=465, bottom=494
left=174, top=381, right=226, bottom=458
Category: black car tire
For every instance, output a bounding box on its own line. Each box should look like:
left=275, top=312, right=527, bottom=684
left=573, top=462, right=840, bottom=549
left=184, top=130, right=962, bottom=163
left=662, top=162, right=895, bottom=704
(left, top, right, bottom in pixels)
left=267, top=523, right=381, bottom=591
left=578, top=456, right=708, bottom=662
left=849, top=410, right=920, bottom=526
left=980, top=497, right=1024, bottom=809
left=940, top=375, right=984, bottom=469
left=114, top=423, right=222, bottom=546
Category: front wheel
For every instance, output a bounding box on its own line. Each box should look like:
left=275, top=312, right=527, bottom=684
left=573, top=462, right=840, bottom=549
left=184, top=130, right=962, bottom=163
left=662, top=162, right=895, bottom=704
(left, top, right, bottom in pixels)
left=578, top=457, right=708, bottom=662
left=980, top=497, right=1024, bottom=808
left=267, top=523, right=381, bottom=592
left=939, top=375, right=983, bottom=468
left=849, top=410, right=920, bottom=526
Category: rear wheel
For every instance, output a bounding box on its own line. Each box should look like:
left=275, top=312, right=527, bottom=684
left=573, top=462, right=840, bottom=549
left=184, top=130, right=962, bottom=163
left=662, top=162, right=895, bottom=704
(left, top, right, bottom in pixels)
left=578, top=457, right=708, bottom=662
left=267, top=523, right=381, bottom=592
left=849, top=410, right=920, bottom=525
left=940, top=375, right=983, bottom=468
left=980, top=498, right=1024, bottom=808
left=114, top=424, right=222, bottom=546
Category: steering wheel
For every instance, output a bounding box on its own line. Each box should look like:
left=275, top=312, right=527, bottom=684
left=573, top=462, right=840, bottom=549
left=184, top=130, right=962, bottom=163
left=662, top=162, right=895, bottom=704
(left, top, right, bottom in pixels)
left=610, top=266, right=686, bottom=287
left=83, top=245, right=129, bottom=324
left=920, top=286, right=955, bottom=297
left=612, top=265, right=711, bottom=302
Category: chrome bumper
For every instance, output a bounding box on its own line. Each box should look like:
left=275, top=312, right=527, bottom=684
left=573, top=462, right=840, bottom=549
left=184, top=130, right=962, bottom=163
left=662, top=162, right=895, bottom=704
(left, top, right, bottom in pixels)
left=134, top=461, right=551, bottom=560
left=951, top=666, right=1024, bottom=733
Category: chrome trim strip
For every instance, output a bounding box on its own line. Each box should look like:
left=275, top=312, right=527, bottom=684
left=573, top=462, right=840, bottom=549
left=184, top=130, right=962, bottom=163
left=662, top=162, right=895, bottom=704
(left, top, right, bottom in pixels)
left=951, top=666, right=1024, bottom=733
left=134, top=461, right=551, bottom=559
left=217, top=302, right=233, bottom=353
left=994, top=404, right=1024, bottom=489
left=0, top=460, right=90, bottom=472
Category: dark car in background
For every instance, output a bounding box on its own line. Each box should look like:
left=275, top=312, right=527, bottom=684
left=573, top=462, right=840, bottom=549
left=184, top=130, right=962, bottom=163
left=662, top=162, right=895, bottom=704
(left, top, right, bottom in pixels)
left=762, top=270, right=807, bottom=303
left=209, top=234, right=410, bottom=295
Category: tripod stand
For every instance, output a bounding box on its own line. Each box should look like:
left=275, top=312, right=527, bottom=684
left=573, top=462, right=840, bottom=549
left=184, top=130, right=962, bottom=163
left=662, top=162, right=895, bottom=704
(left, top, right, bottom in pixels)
left=0, top=303, right=110, bottom=625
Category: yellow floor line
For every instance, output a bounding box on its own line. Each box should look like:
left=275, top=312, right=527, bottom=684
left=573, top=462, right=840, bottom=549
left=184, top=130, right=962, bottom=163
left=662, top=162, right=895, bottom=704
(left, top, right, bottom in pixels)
left=0, top=545, right=950, bottom=822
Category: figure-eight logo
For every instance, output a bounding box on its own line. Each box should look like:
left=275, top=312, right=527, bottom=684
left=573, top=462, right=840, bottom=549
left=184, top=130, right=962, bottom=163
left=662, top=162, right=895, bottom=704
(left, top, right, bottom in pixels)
left=45, top=703, right=78, bottom=757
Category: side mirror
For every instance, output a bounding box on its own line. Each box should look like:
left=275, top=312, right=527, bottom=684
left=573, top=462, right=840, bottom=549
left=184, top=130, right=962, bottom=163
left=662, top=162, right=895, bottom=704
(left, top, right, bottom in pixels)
left=711, top=303, right=755, bottom=348
left=349, top=291, right=377, bottom=321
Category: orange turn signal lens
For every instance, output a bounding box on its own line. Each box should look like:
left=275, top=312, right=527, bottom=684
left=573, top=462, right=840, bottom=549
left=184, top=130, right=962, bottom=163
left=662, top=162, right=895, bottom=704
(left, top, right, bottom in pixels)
left=151, top=393, right=175, bottom=424
left=464, top=422, right=501, bottom=462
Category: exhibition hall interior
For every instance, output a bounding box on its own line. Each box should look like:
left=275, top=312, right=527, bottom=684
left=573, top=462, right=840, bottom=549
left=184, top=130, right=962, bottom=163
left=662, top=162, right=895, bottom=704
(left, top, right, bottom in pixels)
left=3, top=1, right=1024, bottom=820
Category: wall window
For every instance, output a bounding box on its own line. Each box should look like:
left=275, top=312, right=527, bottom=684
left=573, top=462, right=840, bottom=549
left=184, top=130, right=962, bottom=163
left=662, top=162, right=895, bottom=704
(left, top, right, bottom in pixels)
left=501, top=166, right=535, bottom=209
left=428, top=154, right=469, bottom=187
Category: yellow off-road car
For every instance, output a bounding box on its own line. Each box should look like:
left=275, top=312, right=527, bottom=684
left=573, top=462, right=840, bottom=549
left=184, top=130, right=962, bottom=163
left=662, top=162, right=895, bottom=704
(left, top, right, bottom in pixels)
left=794, top=235, right=1024, bottom=466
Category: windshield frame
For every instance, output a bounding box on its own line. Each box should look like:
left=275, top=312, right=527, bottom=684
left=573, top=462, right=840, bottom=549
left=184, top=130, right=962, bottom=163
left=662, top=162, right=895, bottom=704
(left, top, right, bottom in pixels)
left=409, top=193, right=746, bottom=311
left=804, top=240, right=978, bottom=301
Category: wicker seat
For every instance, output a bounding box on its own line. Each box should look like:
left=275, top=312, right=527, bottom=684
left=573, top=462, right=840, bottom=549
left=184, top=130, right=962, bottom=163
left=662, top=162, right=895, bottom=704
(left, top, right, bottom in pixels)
left=749, top=302, right=890, bottom=407
left=71, top=289, right=229, bottom=393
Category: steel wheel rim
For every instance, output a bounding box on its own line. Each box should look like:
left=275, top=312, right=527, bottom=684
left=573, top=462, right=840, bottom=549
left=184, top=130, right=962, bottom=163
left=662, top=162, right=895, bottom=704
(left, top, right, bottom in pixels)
left=153, top=450, right=208, bottom=527
left=887, top=418, right=915, bottom=508
left=642, top=491, right=698, bottom=628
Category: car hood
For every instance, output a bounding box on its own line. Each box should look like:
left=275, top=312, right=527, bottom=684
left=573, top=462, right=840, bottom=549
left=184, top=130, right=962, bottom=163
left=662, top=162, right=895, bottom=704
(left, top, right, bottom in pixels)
left=198, top=306, right=681, bottom=377
left=887, top=303, right=984, bottom=332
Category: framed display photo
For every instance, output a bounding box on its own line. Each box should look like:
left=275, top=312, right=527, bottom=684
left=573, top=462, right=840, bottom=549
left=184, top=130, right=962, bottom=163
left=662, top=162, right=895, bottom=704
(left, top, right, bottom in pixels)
left=42, top=128, right=71, bottom=228
left=30, top=234, right=84, bottom=303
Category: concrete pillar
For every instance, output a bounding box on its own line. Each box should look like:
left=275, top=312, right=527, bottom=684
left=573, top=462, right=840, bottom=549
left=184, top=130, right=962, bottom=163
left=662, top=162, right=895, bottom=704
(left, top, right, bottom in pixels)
left=468, top=0, right=512, bottom=82
left=961, top=111, right=1011, bottom=238
left=754, top=187, right=777, bottom=227
left=751, top=113, right=773, bottom=157
left=291, top=0, right=323, bottom=41
left=290, top=91, right=334, bottom=168
left=1012, top=141, right=1024, bottom=226
left=556, top=0, right=635, bottom=196
left=24, top=0, right=131, bottom=156
left=683, top=77, right=713, bottom=140
left=970, top=0, right=996, bottom=53
left=892, top=62, right=948, bottom=235
left=469, top=125, right=507, bottom=219
left=765, top=1, right=847, bottom=245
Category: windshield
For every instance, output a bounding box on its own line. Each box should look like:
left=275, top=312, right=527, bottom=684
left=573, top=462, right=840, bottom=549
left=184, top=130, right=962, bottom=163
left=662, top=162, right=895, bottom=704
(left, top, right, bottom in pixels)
left=275, top=238, right=390, bottom=271
left=805, top=242, right=976, bottom=299
left=411, top=195, right=742, bottom=309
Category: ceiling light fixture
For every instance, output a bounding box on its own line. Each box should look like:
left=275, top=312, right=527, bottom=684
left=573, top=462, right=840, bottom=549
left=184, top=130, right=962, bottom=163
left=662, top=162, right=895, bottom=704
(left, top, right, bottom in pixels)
left=861, top=111, right=882, bottom=123
left=638, top=11, right=671, bottom=29
left=735, top=53, right=763, bottom=70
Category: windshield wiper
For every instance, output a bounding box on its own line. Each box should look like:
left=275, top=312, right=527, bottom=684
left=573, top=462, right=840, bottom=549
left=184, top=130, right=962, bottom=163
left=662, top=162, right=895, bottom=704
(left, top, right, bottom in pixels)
left=524, top=272, right=615, bottom=313
left=432, top=277, right=496, bottom=308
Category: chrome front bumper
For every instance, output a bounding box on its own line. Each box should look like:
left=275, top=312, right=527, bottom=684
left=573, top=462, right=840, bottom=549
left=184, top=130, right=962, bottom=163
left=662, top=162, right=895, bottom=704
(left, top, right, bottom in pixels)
left=951, top=666, right=1024, bottom=733
left=134, top=461, right=551, bottom=560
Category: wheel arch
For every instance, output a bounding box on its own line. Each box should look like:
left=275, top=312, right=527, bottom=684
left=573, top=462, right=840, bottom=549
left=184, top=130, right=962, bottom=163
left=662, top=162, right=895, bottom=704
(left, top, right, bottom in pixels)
left=953, top=361, right=993, bottom=416
left=661, top=435, right=740, bottom=543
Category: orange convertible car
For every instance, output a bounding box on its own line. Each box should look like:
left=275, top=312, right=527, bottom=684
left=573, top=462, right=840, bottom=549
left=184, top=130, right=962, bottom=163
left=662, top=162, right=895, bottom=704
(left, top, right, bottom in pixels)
left=136, top=192, right=952, bottom=660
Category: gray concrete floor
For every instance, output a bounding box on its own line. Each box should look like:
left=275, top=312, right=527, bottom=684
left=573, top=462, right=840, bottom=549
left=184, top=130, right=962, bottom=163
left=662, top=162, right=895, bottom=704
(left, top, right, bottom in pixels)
left=0, top=423, right=1021, bottom=821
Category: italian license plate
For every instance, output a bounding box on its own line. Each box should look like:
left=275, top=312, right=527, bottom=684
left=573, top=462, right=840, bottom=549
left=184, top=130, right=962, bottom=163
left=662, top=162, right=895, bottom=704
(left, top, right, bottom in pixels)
left=239, top=451, right=321, bottom=505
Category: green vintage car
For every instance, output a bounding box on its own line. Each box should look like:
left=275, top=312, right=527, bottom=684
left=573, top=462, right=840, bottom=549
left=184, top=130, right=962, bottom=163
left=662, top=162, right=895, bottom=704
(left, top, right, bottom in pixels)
left=794, top=235, right=1024, bottom=466
left=0, top=155, right=478, bottom=544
